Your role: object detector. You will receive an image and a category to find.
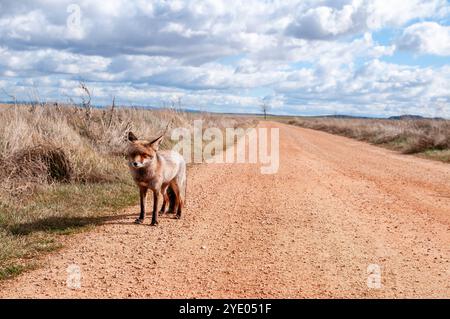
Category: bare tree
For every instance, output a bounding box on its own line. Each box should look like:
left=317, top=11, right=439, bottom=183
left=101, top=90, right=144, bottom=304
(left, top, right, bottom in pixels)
left=108, top=95, right=116, bottom=128
left=177, top=97, right=182, bottom=111
left=261, top=99, right=270, bottom=120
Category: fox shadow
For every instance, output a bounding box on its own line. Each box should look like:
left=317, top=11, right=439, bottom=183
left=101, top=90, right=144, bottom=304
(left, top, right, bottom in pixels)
left=9, top=212, right=135, bottom=236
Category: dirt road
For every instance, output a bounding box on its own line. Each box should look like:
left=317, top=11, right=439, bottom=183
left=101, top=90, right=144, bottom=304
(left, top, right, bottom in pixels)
left=1, top=121, right=449, bottom=298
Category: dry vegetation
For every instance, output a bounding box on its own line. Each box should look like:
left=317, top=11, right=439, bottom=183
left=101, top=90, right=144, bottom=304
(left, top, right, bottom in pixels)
left=285, top=117, right=450, bottom=163
left=0, top=101, right=250, bottom=279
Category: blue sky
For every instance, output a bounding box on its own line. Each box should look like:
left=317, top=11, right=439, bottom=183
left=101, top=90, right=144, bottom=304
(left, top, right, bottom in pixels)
left=0, top=0, right=449, bottom=117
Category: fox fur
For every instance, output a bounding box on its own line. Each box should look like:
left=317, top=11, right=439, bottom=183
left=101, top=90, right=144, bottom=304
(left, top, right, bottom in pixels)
left=127, top=131, right=186, bottom=226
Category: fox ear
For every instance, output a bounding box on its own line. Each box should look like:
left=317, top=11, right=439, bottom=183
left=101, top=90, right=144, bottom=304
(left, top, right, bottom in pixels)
left=128, top=131, right=138, bottom=142
left=148, top=135, right=163, bottom=151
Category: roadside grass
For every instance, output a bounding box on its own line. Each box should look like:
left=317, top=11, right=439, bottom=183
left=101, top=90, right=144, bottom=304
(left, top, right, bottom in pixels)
left=0, top=178, right=138, bottom=280
left=419, top=149, right=450, bottom=163
left=0, top=264, right=31, bottom=280
left=3, top=180, right=137, bottom=235
left=0, top=102, right=253, bottom=280
left=280, top=117, right=450, bottom=163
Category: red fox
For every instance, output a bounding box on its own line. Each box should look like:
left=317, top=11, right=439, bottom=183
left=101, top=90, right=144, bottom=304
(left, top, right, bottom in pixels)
left=127, top=131, right=186, bottom=226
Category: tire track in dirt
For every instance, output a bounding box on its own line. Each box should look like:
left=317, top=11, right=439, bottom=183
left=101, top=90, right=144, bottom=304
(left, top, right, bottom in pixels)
left=0, top=121, right=449, bottom=298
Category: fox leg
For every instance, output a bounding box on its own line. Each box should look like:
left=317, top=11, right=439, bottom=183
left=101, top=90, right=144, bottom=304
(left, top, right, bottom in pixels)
left=166, top=184, right=176, bottom=214
left=176, top=197, right=183, bottom=219
left=177, top=176, right=186, bottom=218
left=175, top=169, right=186, bottom=219
left=159, top=184, right=169, bottom=215
left=169, top=182, right=181, bottom=219
left=162, top=183, right=177, bottom=214
left=135, top=186, right=147, bottom=224
left=151, top=190, right=160, bottom=226
left=177, top=184, right=184, bottom=218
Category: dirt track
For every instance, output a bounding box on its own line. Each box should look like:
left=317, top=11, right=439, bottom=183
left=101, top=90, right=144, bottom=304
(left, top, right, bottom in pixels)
left=1, top=121, right=449, bottom=298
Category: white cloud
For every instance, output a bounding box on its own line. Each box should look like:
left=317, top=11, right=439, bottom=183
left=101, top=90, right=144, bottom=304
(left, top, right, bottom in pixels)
left=397, top=22, right=450, bottom=56
left=286, top=0, right=365, bottom=39
left=276, top=59, right=450, bottom=118
left=365, top=0, right=447, bottom=28
left=0, top=0, right=448, bottom=117
left=287, top=0, right=448, bottom=40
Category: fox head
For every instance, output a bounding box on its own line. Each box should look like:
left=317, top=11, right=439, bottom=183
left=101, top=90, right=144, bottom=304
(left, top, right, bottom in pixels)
left=126, top=131, right=163, bottom=169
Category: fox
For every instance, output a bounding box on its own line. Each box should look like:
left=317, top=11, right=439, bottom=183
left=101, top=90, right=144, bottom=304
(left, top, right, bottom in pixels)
left=127, top=131, right=186, bottom=226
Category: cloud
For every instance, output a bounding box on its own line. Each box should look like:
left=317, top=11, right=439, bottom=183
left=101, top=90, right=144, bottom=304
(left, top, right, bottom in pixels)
left=0, top=0, right=449, bottom=117
left=397, top=22, right=450, bottom=56
left=0, top=0, right=283, bottom=63
left=286, top=1, right=365, bottom=40
left=276, top=59, right=450, bottom=117
left=286, top=0, right=448, bottom=40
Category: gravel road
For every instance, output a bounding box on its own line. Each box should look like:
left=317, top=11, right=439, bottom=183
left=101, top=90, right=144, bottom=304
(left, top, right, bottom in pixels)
left=1, top=121, right=449, bottom=298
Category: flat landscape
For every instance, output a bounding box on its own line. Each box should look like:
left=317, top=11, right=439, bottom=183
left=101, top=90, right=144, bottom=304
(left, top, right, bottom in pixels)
left=1, top=121, right=448, bottom=298
left=1, top=0, right=450, bottom=303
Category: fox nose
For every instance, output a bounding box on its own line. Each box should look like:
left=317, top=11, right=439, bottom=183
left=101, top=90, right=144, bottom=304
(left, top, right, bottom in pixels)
left=132, top=162, right=139, bottom=167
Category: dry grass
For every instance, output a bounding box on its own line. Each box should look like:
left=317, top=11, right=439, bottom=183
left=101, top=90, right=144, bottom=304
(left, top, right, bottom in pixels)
left=285, top=117, right=450, bottom=162
left=0, top=103, right=251, bottom=279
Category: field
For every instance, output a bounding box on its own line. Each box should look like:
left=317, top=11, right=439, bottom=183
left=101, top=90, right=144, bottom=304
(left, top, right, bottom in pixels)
left=283, top=117, right=450, bottom=163
left=0, top=103, right=249, bottom=279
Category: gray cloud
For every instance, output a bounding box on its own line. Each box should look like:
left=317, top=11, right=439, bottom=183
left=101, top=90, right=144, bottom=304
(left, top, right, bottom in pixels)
left=0, top=0, right=449, bottom=117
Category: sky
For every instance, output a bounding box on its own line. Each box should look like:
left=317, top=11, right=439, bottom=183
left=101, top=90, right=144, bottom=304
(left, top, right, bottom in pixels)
left=0, top=0, right=450, bottom=117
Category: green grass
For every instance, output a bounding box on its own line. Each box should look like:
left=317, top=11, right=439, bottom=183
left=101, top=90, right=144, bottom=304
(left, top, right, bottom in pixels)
left=419, top=149, right=450, bottom=163
left=0, top=178, right=138, bottom=280
left=0, top=264, right=28, bottom=280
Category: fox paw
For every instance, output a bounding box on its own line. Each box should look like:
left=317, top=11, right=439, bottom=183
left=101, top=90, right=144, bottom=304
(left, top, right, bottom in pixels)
left=150, top=220, right=159, bottom=226
left=134, top=218, right=144, bottom=224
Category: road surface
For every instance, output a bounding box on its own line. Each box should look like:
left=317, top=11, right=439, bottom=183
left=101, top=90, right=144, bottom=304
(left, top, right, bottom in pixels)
left=1, top=121, right=449, bottom=298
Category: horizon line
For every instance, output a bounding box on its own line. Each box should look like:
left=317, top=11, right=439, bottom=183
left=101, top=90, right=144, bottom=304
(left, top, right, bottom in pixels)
left=0, top=100, right=448, bottom=120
